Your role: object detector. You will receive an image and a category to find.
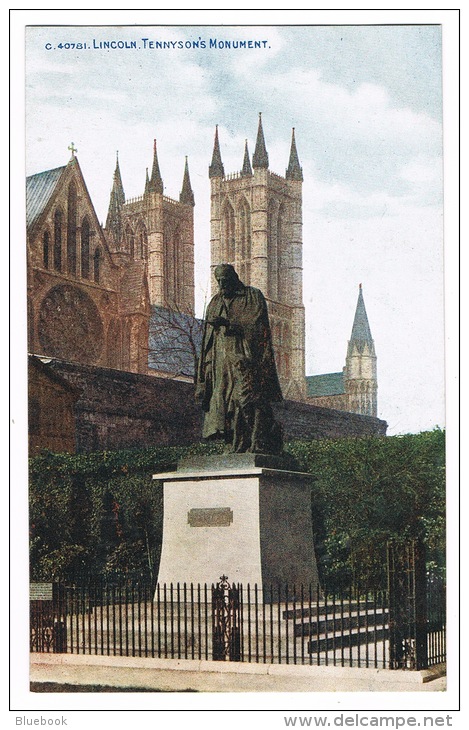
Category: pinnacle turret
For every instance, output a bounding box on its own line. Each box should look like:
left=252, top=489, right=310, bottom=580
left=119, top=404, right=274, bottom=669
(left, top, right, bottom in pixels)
left=347, top=284, right=375, bottom=356
left=180, top=157, right=195, bottom=206
left=286, top=128, right=303, bottom=181
left=241, top=139, right=253, bottom=176
left=109, top=152, right=125, bottom=205
left=105, top=151, right=125, bottom=242
left=209, top=125, right=225, bottom=179
left=252, top=112, right=269, bottom=169
left=147, top=139, right=164, bottom=194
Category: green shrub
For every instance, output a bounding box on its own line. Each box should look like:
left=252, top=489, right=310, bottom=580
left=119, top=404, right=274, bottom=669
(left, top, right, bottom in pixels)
left=29, top=430, right=445, bottom=586
left=288, top=429, right=445, bottom=588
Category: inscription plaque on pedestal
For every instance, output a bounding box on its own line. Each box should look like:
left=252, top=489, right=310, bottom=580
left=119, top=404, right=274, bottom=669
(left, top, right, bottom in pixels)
left=188, top=507, right=233, bottom=527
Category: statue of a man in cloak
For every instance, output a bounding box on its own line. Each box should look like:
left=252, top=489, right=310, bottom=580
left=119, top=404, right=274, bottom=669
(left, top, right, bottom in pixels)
left=195, top=264, right=283, bottom=454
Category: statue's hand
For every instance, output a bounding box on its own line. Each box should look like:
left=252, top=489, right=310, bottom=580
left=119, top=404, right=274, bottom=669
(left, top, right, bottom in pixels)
left=209, top=315, right=230, bottom=329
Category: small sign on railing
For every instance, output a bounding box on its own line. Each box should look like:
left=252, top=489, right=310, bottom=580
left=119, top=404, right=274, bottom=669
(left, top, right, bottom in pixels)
left=30, top=583, right=53, bottom=601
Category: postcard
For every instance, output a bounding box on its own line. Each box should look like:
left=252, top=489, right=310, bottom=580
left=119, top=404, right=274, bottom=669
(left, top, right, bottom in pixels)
left=10, top=7, right=461, bottom=728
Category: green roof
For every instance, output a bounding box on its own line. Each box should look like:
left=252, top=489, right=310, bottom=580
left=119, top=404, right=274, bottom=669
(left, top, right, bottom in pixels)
left=306, top=372, right=345, bottom=397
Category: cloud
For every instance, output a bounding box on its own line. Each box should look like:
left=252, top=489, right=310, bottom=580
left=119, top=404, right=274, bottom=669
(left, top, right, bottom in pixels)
left=226, top=59, right=442, bottom=200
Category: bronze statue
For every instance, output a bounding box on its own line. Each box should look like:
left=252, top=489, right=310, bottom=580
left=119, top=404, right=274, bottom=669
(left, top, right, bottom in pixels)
left=196, top=264, right=283, bottom=454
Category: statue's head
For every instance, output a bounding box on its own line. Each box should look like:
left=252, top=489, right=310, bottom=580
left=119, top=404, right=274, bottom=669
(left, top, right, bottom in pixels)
left=214, top=264, right=240, bottom=297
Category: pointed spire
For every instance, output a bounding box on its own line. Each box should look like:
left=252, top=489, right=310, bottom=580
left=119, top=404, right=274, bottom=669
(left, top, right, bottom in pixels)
left=144, top=167, right=150, bottom=195
left=148, top=139, right=164, bottom=194
left=286, top=128, right=303, bottom=181
left=241, top=139, right=252, bottom=176
left=347, top=284, right=375, bottom=355
left=252, top=112, right=269, bottom=169
left=112, top=151, right=125, bottom=205
left=180, top=156, right=195, bottom=206
left=105, top=151, right=125, bottom=239
left=209, top=125, right=224, bottom=178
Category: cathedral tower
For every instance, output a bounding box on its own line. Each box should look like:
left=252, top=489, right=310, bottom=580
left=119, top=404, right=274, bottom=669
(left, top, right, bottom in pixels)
left=105, top=140, right=195, bottom=314
left=209, top=115, right=306, bottom=399
left=344, top=284, right=378, bottom=417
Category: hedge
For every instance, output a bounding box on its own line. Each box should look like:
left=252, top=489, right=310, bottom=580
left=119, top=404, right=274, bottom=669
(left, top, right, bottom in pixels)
left=29, top=430, right=445, bottom=587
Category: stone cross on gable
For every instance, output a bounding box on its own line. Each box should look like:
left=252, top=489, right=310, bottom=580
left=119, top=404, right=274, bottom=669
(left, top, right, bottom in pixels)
left=68, top=142, right=77, bottom=157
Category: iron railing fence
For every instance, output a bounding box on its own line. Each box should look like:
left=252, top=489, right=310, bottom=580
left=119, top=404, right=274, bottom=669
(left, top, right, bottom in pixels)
left=426, top=575, right=446, bottom=667
left=29, top=575, right=446, bottom=670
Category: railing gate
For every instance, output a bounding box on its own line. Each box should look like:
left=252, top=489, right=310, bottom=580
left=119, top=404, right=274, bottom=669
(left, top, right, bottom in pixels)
left=212, top=575, right=241, bottom=661
left=387, top=540, right=428, bottom=669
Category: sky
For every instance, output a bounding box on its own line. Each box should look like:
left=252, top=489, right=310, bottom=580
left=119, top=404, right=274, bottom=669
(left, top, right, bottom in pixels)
left=22, top=15, right=453, bottom=436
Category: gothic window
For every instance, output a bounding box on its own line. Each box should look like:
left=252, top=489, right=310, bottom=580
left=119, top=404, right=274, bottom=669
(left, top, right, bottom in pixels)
left=67, top=182, right=78, bottom=275
left=81, top=217, right=90, bottom=279
left=53, top=209, right=63, bottom=271
left=126, top=225, right=135, bottom=259
left=122, top=319, right=131, bottom=371
left=173, top=230, right=181, bottom=296
left=138, top=320, right=148, bottom=373
left=93, top=247, right=101, bottom=284
left=139, top=223, right=148, bottom=259
left=42, top=230, right=50, bottom=269
left=164, top=225, right=180, bottom=306
left=107, top=318, right=122, bottom=369
left=238, top=198, right=251, bottom=283
left=268, top=200, right=284, bottom=300
left=364, top=383, right=371, bottom=416
left=271, top=321, right=282, bottom=376
left=276, top=204, right=285, bottom=300
left=38, top=285, right=104, bottom=364
left=164, top=225, right=172, bottom=301
left=222, top=201, right=235, bottom=264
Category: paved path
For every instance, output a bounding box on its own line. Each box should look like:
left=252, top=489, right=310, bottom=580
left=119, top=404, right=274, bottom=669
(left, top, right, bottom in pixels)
left=30, top=654, right=446, bottom=693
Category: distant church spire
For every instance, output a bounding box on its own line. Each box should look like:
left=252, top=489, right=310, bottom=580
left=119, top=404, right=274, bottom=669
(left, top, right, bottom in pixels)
left=147, top=139, right=164, bottom=194
left=348, top=284, right=375, bottom=356
left=286, top=128, right=303, bottom=181
left=180, top=156, right=195, bottom=206
left=241, top=139, right=253, bottom=176
left=252, top=112, right=269, bottom=169
left=209, top=125, right=224, bottom=178
left=110, top=151, right=125, bottom=205
left=344, top=284, right=378, bottom=417
left=105, top=151, right=125, bottom=243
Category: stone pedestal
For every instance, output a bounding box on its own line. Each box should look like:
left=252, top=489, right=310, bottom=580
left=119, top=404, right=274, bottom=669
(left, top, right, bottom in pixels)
left=154, top=454, right=319, bottom=590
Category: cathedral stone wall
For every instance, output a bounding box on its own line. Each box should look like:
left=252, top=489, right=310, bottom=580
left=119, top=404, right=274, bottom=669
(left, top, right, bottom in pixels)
left=38, top=359, right=386, bottom=454
left=275, top=399, right=387, bottom=441
left=45, top=359, right=201, bottom=452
